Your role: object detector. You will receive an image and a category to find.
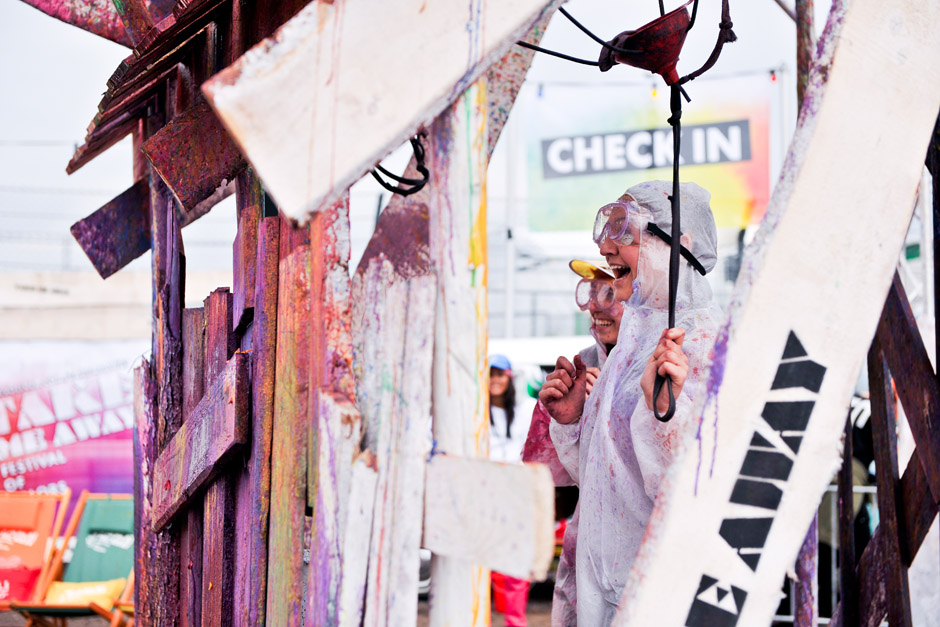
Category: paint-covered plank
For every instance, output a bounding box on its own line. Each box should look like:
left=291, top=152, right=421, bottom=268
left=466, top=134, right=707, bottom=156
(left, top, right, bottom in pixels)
left=180, top=307, right=205, bottom=627
left=836, top=416, right=857, bottom=627
left=424, top=456, right=554, bottom=580
left=70, top=179, right=150, bottom=279
left=232, top=173, right=262, bottom=333
left=151, top=351, right=249, bottom=530
left=141, top=101, right=247, bottom=214
left=876, top=274, right=940, bottom=501
left=337, top=451, right=378, bottom=627
left=426, top=79, right=491, bottom=627
left=867, top=343, right=913, bottom=627
left=232, top=215, right=278, bottom=627
left=112, top=0, right=155, bottom=47
left=202, top=0, right=562, bottom=222
left=17, top=0, right=131, bottom=45
left=265, top=236, right=310, bottom=625
left=615, top=1, right=940, bottom=624
left=307, top=391, right=362, bottom=626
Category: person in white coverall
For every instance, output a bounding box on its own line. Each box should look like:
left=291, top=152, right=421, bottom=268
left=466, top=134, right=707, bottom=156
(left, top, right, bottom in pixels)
left=540, top=181, right=722, bottom=625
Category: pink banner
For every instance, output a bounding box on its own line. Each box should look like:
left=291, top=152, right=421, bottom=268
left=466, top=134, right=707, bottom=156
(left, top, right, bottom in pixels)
left=0, top=367, right=134, bottom=511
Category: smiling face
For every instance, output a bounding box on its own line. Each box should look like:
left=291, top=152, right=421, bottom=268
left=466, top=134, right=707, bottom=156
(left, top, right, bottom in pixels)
left=588, top=293, right=624, bottom=345
left=489, top=367, right=510, bottom=399
left=598, top=237, right=641, bottom=302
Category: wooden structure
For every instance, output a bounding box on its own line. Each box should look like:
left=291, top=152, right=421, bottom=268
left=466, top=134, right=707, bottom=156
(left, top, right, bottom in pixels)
left=17, top=0, right=940, bottom=624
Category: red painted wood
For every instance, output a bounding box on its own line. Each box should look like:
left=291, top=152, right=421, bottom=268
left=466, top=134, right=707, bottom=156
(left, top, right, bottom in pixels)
left=204, top=289, right=235, bottom=385
left=141, top=101, right=247, bottom=213
left=868, top=341, right=913, bottom=627
left=112, top=0, right=156, bottom=48
left=232, top=194, right=260, bottom=332
left=876, top=274, right=940, bottom=501
left=70, top=180, right=151, bottom=279
left=266, top=226, right=310, bottom=625
left=151, top=352, right=249, bottom=530
left=17, top=0, right=131, bottom=45
left=180, top=307, right=206, bottom=627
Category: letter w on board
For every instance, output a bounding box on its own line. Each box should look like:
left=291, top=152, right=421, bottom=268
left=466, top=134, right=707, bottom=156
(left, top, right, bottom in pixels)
left=685, top=331, right=827, bottom=627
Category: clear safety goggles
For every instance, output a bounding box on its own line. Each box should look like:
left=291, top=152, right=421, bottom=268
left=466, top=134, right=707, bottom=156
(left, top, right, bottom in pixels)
left=592, top=200, right=642, bottom=246
left=575, top=279, right=617, bottom=311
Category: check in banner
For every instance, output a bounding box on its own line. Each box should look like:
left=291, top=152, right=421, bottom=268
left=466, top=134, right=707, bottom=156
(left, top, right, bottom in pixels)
left=523, top=75, right=771, bottom=231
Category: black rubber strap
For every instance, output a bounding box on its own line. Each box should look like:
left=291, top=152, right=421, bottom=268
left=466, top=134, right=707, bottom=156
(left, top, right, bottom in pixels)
left=652, top=85, right=684, bottom=423
left=677, top=0, right=737, bottom=86
left=646, top=223, right=706, bottom=276
left=371, top=136, right=429, bottom=196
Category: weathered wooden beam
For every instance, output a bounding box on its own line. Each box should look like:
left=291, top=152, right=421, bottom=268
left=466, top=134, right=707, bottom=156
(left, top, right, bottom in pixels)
left=614, top=0, right=940, bottom=623
left=424, top=456, right=554, bottom=580
left=18, top=0, right=131, bottom=45
left=337, top=451, right=378, bottom=626
left=232, top=174, right=261, bottom=333
left=140, top=101, right=247, bottom=214
left=265, top=226, right=310, bottom=624
left=867, top=341, right=913, bottom=627
left=200, top=288, right=237, bottom=627
left=112, top=0, right=155, bottom=47
left=151, top=351, right=248, bottom=530
left=232, top=215, right=278, bottom=627
left=180, top=307, right=205, bottom=627
left=70, top=179, right=151, bottom=279
left=876, top=274, right=940, bottom=501
left=202, top=0, right=562, bottom=222
left=836, top=415, right=857, bottom=627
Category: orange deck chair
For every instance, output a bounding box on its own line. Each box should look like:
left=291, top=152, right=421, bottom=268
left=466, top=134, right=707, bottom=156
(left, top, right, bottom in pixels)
left=0, top=490, right=70, bottom=612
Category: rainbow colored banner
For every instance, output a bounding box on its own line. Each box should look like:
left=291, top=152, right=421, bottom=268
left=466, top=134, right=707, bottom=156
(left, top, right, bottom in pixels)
left=0, top=367, right=134, bottom=511
left=523, top=75, right=771, bottom=231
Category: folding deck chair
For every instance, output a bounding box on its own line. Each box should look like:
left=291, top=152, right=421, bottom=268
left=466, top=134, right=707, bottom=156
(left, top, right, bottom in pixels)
left=0, top=490, right=70, bottom=613
left=13, top=491, right=134, bottom=627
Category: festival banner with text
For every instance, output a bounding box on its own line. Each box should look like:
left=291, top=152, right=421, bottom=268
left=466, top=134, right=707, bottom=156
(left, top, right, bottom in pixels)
left=0, top=367, right=134, bottom=509
left=523, top=75, right=771, bottom=232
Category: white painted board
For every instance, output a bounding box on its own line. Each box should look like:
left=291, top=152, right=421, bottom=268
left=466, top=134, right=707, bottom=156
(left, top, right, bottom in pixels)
left=615, top=0, right=940, bottom=625
left=202, top=0, right=560, bottom=222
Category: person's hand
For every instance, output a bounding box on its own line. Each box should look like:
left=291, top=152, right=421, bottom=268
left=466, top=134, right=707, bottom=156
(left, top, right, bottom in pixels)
left=641, top=328, right=689, bottom=414
left=585, top=367, right=601, bottom=396
left=539, top=355, right=589, bottom=424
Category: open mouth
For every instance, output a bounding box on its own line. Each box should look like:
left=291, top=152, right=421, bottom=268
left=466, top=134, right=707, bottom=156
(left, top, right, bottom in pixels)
left=592, top=315, right=614, bottom=328
left=609, top=265, right=632, bottom=280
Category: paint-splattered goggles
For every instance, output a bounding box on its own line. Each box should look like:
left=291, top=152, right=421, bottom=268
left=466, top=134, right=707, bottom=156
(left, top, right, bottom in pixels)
left=575, top=279, right=617, bottom=311
left=592, top=201, right=641, bottom=246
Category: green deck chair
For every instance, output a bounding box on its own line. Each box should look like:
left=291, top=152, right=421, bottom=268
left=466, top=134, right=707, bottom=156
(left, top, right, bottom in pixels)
left=14, top=491, right=134, bottom=627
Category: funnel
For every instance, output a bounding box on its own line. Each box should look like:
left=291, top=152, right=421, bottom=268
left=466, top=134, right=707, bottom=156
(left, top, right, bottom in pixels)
left=601, top=0, right=694, bottom=85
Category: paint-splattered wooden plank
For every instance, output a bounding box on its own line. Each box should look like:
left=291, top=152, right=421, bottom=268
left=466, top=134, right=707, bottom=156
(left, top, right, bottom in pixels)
left=615, top=1, right=940, bottom=624
left=337, top=451, right=378, bottom=627
left=875, top=274, right=940, bottom=501
left=424, top=456, right=554, bottom=580
left=307, top=391, right=362, bottom=626
left=200, top=288, right=237, bottom=627
left=17, top=0, right=131, bottom=45
left=867, top=342, right=913, bottom=627
left=232, top=215, right=278, bottom=627
left=141, top=101, right=247, bottom=214
left=232, top=174, right=262, bottom=333
left=111, top=0, right=155, bottom=47
left=151, top=352, right=249, bottom=530
left=425, top=80, right=491, bottom=627
left=351, top=258, right=435, bottom=627
left=202, top=0, right=562, bottom=222
left=266, top=234, right=310, bottom=625
left=70, top=179, right=150, bottom=279
left=180, top=307, right=205, bottom=627
left=836, top=416, right=856, bottom=627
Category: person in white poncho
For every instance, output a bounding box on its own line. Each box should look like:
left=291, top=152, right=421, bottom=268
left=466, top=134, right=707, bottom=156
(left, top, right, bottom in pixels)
left=540, top=181, right=722, bottom=625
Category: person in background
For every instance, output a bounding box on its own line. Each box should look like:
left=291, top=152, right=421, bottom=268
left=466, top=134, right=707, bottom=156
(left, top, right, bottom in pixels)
left=488, top=354, right=531, bottom=626
left=522, top=260, right=625, bottom=626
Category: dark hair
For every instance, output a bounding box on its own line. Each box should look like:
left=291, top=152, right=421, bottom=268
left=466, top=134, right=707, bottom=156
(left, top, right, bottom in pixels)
left=489, top=369, right=515, bottom=438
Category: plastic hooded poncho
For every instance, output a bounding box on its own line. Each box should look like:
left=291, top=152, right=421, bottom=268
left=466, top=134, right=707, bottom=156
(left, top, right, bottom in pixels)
left=549, top=181, right=722, bottom=625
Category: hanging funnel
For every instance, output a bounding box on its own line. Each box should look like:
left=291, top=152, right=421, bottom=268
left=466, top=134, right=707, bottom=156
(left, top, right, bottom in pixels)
left=599, top=0, right=694, bottom=85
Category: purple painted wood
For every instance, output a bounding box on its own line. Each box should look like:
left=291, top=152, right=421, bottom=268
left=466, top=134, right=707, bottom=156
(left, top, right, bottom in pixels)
left=232, top=183, right=260, bottom=332
left=180, top=307, right=206, bottom=627
left=793, top=516, right=817, bottom=626
left=868, top=340, right=913, bottom=627
left=876, top=273, right=940, bottom=501
left=201, top=288, right=237, bottom=627
left=70, top=180, right=151, bottom=279
left=151, top=352, right=249, bottom=530
left=17, top=0, right=131, bottom=45
left=141, top=101, right=247, bottom=213
left=837, top=414, right=857, bottom=627
left=233, top=215, right=279, bottom=627
left=112, top=0, right=156, bottom=47
left=266, top=222, right=310, bottom=625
